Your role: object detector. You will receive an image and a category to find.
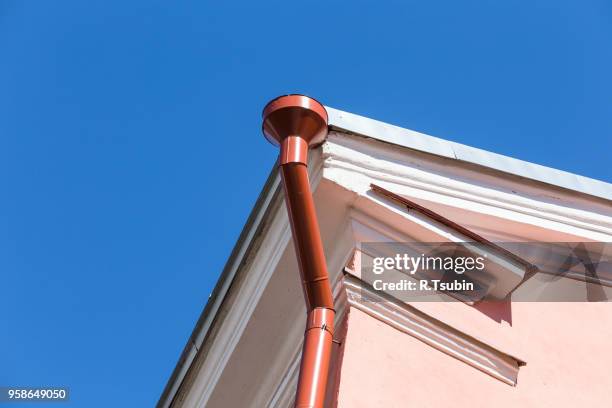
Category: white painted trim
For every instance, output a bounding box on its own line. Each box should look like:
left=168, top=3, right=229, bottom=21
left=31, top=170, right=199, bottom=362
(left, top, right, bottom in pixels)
left=322, top=134, right=612, bottom=241
left=158, top=169, right=282, bottom=408
left=327, top=107, right=612, bottom=202
left=346, top=208, right=528, bottom=300
left=189, top=212, right=291, bottom=407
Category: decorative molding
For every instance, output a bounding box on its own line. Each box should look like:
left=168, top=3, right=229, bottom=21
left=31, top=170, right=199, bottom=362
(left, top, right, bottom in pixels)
left=326, top=107, right=612, bottom=203
left=342, top=274, right=524, bottom=386
left=322, top=133, right=612, bottom=240
left=264, top=271, right=524, bottom=408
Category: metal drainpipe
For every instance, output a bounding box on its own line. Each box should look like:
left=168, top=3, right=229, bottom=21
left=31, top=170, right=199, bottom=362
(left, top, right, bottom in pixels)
left=262, top=95, right=335, bottom=408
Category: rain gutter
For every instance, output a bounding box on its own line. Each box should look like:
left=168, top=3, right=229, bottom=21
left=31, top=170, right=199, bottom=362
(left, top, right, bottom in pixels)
left=262, top=95, right=335, bottom=408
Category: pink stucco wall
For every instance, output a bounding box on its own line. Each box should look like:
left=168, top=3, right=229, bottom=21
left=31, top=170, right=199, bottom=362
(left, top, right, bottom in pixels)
left=335, top=303, right=612, bottom=407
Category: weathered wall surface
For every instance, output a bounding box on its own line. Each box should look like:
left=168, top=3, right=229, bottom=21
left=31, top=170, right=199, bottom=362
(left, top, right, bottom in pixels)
left=336, top=304, right=612, bottom=408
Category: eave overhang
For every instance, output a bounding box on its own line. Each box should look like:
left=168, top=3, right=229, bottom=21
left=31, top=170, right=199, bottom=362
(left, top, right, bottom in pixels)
left=327, top=107, right=612, bottom=203
left=158, top=106, right=612, bottom=408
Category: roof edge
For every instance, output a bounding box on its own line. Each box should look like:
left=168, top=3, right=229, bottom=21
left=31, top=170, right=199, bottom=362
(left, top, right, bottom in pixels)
left=326, top=106, right=612, bottom=202
left=157, top=161, right=282, bottom=408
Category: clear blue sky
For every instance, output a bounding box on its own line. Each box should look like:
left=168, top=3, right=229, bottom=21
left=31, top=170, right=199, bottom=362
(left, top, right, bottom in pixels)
left=0, top=1, right=610, bottom=407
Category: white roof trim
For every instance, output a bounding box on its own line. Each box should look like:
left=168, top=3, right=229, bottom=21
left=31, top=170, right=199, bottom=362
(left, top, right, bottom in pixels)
left=327, top=107, right=612, bottom=202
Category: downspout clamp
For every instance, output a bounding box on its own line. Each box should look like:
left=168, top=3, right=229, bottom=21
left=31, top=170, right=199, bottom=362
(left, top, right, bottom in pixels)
left=262, top=95, right=335, bottom=408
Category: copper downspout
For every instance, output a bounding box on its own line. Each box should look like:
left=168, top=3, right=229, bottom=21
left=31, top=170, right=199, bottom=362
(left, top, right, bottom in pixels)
left=262, top=95, right=335, bottom=408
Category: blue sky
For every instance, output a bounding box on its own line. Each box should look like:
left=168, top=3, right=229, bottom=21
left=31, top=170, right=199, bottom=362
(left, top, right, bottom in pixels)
left=0, top=1, right=610, bottom=407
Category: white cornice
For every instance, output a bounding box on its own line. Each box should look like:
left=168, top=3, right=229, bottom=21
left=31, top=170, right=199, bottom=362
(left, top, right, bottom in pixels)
left=322, top=133, right=612, bottom=241
left=327, top=106, right=612, bottom=202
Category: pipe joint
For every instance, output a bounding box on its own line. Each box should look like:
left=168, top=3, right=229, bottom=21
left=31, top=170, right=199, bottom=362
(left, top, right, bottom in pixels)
left=280, top=136, right=309, bottom=165
left=305, top=307, right=335, bottom=336
left=262, top=95, right=332, bottom=408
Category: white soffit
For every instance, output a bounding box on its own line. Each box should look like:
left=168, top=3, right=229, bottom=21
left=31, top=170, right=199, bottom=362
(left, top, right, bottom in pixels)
left=326, top=107, right=612, bottom=202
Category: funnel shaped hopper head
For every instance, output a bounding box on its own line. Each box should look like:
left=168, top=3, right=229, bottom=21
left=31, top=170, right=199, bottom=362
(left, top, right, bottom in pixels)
left=262, top=95, right=328, bottom=147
